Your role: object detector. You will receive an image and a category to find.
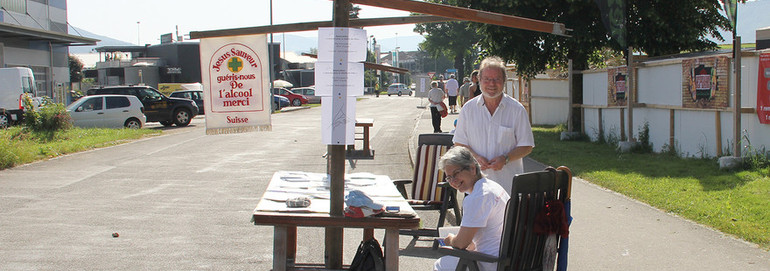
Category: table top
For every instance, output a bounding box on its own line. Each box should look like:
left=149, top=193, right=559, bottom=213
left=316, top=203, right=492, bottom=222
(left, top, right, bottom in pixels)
left=253, top=171, right=420, bottom=229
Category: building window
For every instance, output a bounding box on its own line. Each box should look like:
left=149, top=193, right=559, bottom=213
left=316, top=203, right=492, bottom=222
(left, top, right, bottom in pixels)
left=0, top=0, right=27, bottom=13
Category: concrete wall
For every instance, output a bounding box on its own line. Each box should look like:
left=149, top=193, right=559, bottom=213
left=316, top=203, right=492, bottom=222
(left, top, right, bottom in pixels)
left=582, top=51, right=770, bottom=158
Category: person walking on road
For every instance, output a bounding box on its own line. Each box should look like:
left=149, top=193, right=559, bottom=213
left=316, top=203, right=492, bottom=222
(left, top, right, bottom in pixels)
left=469, top=70, right=481, bottom=98
left=453, top=56, right=534, bottom=192
left=458, top=77, right=471, bottom=108
left=428, top=81, right=446, bottom=133
left=446, top=74, right=460, bottom=114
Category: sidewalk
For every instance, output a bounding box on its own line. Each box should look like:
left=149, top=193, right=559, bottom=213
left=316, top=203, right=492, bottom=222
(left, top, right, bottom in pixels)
left=404, top=106, right=770, bottom=270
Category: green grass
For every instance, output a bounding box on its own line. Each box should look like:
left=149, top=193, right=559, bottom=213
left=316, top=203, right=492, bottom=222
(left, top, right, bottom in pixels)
left=0, top=127, right=160, bottom=170
left=529, top=126, right=770, bottom=249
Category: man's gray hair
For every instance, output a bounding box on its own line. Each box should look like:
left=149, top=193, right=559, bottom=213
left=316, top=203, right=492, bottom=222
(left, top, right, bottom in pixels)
left=438, top=146, right=481, bottom=176
left=478, top=56, right=507, bottom=83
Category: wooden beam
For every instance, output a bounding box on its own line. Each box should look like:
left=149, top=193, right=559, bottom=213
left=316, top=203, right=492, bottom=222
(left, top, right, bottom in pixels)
left=302, top=53, right=410, bottom=74
left=349, top=0, right=569, bottom=36
left=190, top=15, right=455, bottom=39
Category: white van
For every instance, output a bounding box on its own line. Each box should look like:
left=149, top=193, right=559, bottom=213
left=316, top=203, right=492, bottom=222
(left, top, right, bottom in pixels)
left=0, top=67, right=36, bottom=128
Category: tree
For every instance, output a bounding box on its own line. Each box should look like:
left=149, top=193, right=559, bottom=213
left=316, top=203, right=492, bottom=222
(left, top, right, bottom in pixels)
left=69, top=55, right=84, bottom=83
left=414, top=0, right=483, bottom=79
left=457, top=0, right=731, bottom=77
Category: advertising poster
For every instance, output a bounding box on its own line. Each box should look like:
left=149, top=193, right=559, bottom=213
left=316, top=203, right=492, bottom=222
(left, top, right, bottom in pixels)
left=758, top=52, right=770, bottom=124
left=199, top=34, right=271, bottom=134
left=607, top=67, right=627, bottom=107
left=682, top=56, right=729, bottom=109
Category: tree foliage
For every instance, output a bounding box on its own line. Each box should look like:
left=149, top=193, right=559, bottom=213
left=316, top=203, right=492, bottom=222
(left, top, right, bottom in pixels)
left=414, top=0, right=483, bottom=79
left=456, top=0, right=731, bottom=77
left=69, top=55, right=84, bottom=83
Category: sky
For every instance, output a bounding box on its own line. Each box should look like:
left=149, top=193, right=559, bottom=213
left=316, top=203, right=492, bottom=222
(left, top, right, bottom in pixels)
left=67, top=0, right=419, bottom=46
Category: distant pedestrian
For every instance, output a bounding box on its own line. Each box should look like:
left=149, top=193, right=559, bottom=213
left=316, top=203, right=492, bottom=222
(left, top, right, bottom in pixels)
left=437, top=75, right=445, bottom=94
left=469, top=70, right=480, bottom=98
left=428, top=81, right=446, bottom=133
left=458, top=77, right=471, bottom=107
left=446, top=74, right=459, bottom=114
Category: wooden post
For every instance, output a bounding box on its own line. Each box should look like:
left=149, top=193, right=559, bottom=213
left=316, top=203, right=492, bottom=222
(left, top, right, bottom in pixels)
left=716, top=111, right=722, bottom=156
left=627, top=47, right=635, bottom=141
left=567, top=59, right=575, bottom=132
left=620, top=108, right=626, bottom=141
left=733, top=36, right=742, bottom=157
left=325, top=0, right=349, bottom=269
left=670, top=109, right=675, bottom=150
left=598, top=108, right=603, bottom=141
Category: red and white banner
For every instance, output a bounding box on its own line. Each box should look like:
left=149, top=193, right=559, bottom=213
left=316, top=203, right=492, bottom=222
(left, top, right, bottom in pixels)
left=758, top=52, right=770, bottom=124
left=200, top=34, right=271, bottom=134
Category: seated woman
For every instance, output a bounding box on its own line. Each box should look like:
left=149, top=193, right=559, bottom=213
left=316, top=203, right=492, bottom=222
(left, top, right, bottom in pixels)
left=434, top=146, right=510, bottom=271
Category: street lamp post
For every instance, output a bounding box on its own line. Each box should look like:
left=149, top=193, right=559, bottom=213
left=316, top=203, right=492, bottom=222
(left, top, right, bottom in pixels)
left=136, top=21, right=140, bottom=45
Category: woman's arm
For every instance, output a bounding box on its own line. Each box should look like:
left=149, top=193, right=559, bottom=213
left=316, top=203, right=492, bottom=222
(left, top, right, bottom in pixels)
left=444, top=226, right=480, bottom=250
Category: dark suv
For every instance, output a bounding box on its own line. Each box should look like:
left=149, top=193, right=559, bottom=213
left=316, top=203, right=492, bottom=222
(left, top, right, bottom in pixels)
left=87, top=85, right=198, bottom=127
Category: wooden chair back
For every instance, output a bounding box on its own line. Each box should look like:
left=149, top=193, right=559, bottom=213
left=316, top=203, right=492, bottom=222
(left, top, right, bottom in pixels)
left=410, top=133, right=454, bottom=202
left=497, top=167, right=572, bottom=271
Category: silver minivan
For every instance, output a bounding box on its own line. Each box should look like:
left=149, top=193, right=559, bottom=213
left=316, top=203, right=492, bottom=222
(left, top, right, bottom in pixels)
left=387, top=83, right=411, bottom=96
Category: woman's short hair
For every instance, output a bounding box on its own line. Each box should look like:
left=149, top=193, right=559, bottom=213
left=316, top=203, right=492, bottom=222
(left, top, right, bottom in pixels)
left=438, top=146, right=481, bottom=176
left=479, top=56, right=507, bottom=83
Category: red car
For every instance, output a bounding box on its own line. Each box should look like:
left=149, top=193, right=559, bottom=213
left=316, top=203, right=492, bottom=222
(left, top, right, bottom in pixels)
left=272, top=88, right=308, bottom=106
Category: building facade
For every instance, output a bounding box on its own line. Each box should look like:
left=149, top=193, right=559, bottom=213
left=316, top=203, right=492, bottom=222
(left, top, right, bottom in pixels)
left=0, top=0, right=96, bottom=100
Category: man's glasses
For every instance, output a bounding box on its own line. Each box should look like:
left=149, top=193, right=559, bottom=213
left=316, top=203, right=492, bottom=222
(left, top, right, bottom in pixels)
left=445, top=167, right=468, bottom=182
left=481, top=77, right=503, bottom=84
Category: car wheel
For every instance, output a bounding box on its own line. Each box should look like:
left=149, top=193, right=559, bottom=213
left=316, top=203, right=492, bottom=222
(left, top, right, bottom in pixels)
left=124, top=118, right=142, bottom=129
left=173, top=109, right=192, bottom=127
left=292, top=99, right=302, bottom=106
left=388, top=93, right=392, bottom=96
left=0, top=113, right=9, bottom=129
left=160, top=120, right=174, bottom=127
left=398, top=91, right=402, bottom=96
left=273, top=102, right=280, bottom=111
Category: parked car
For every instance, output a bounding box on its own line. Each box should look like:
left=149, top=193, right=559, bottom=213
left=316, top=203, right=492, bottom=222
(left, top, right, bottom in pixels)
left=272, top=87, right=308, bottom=106
left=274, top=95, right=289, bottom=111
left=67, top=95, right=145, bottom=129
left=290, top=87, right=320, bottom=104
left=169, top=90, right=204, bottom=115
left=87, top=85, right=198, bottom=127
left=387, top=83, right=411, bottom=96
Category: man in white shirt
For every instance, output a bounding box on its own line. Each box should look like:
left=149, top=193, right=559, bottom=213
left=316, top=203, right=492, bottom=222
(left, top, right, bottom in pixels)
left=445, top=74, right=460, bottom=114
left=452, top=56, right=535, bottom=192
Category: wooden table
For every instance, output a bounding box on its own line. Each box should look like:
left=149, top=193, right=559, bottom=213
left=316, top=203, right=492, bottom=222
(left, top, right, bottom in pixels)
left=253, top=172, right=420, bottom=271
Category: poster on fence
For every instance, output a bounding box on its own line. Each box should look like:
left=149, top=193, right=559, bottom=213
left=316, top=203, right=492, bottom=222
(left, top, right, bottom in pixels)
left=199, top=34, right=271, bottom=134
left=607, top=66, right=627, bottom=107
left=681, top=56, right=729, bottom=109
left=758, top=52, right=770, bottom=124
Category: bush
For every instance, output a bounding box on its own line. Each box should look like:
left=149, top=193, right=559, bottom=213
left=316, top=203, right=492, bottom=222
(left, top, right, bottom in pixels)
left=23, top=97, right=72, bottom=132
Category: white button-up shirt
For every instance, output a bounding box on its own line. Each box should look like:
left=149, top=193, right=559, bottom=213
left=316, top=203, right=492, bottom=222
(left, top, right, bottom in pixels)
left=452, top=94, right=535, bottom=192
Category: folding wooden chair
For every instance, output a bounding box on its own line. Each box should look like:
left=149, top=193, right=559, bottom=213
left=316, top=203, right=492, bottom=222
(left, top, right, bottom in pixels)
left=437, top=167, right=573, bottom=271
left=393, top=133, right=462, bottom=237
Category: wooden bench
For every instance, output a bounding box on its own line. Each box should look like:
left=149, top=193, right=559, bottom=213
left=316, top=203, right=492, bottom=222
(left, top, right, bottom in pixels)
left=346, top=118, right=374, bottom=159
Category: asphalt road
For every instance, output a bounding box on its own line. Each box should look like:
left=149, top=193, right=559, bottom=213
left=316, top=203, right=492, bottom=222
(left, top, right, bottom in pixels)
left=2, top=95, right=769, bottom=270
left=0, top=96, right=440, bottom=270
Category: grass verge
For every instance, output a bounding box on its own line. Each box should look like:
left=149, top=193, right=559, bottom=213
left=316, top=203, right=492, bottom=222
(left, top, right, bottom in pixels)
left=529, top=126, right=770, bottom=250
left=0, top=127, right=160, bottom=170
